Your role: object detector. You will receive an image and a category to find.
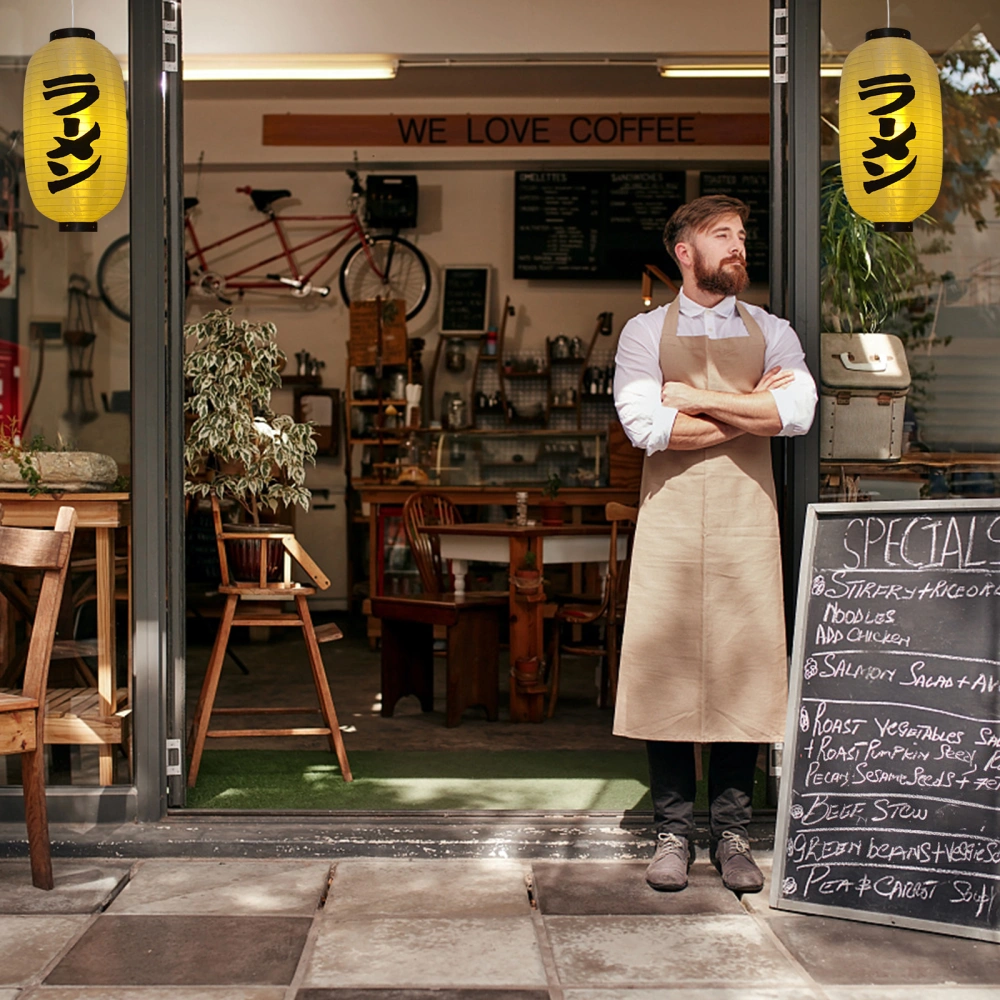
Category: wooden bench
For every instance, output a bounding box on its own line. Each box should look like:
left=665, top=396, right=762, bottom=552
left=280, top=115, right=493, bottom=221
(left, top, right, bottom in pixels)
left=371, top=593, right=507, bottom=727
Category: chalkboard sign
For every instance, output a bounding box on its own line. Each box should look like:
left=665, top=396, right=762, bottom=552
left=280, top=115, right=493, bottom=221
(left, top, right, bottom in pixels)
left=514, top=170, right=684, bottom=281
left=773, top=500, right=1000, bottom=943
left=698, top=170, right=769, bottom=284
left=440, top=265, right=491, bottom=333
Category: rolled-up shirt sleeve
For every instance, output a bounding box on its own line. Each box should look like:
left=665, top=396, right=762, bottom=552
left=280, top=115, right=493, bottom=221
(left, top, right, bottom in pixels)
left=762, top=315, right=818, bottom=438
left=613, top=313, right=676, bottom=455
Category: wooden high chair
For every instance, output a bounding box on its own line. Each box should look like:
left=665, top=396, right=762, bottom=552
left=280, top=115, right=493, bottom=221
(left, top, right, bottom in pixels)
left=186, top=498, right=352, bottom=787
left=0, top=505, right=77, bottom=889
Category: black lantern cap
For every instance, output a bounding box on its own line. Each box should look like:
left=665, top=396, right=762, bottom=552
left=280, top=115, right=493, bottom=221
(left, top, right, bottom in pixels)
left=60, top=222, right=98, bottom=233
left=874, top=221, right=913, bottom=233
left=50, top=28, right=96, bottom=41
left=866, top=27, right=911, bottom=40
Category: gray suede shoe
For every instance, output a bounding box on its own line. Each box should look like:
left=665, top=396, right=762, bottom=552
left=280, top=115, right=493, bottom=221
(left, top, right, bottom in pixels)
left=645, top=832, right=695, bottom=892
left=713, top=830, right=764, bottom=893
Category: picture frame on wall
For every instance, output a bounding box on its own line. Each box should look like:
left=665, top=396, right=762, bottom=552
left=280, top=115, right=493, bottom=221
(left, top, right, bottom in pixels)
left=439, top=265, right=492, bottom=335
left=294, top=387, right=341, bottom=458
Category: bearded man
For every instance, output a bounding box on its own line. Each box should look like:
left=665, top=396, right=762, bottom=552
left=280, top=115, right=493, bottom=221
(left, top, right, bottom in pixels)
left=612, top=195, right=817, bottom=893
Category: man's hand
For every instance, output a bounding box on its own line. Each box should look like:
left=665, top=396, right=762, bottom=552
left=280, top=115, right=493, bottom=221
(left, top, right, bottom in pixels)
left=661, top=381, right=706, bottom=414
left=755, top=366, right=796, bottom=393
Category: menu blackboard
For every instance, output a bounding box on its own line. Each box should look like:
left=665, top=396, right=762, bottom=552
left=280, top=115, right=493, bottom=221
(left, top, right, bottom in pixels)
left=440, top=265, right=491, bottom=333
left=772, top=500, right=1000, bottom=943
left=699, top=170, right=769, bottom=284
left=514, top=170, right=684, bottom=281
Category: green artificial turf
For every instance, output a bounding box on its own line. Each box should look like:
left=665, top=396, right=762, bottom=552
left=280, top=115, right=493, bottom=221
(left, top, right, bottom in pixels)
left=185, top=749, right=769, bottom=812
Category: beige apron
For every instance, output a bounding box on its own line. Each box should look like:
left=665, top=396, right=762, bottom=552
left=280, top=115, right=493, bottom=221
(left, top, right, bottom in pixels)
left=613, top=298, right=787, bottom=743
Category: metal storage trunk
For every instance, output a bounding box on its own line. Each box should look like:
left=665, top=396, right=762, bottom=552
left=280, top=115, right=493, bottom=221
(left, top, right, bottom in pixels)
left=820, top=332, right=910, bottom=461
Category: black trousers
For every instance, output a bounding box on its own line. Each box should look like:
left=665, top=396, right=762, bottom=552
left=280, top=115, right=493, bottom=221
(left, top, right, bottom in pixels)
left=646, top=740, right=759, bottom=842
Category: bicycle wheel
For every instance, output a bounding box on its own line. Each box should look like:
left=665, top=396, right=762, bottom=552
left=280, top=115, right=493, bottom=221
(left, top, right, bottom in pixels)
left=338, top=235, right=431, bottom=321
left=97, top=233, right=132, bottom=322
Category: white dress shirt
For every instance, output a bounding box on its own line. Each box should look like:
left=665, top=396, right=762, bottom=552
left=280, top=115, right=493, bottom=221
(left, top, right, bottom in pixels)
left=613, top=290, right=818, bottom=455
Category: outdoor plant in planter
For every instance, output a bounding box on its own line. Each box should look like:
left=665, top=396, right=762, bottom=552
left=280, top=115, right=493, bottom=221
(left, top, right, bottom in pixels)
left=0, top=418, right=120, bottom=494
left=538, top=472, right=566, bottom=526
left=184, top=309, right=316, bottom=581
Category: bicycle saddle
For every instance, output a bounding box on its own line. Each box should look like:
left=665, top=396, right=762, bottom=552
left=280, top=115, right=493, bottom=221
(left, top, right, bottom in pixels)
left=184, top=196, right=199, bottom=212
left=249, top=189, right=291, bottom=213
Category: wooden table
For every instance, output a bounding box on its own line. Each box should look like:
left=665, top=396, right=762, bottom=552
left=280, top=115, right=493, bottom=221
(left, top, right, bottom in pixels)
left=423, top=523, right=627, bottom=722
left=0, top=492, right=130, bottom=785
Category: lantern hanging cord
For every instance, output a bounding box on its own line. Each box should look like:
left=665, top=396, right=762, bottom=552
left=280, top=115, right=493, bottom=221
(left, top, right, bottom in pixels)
left=71, top=0, right=75, bottom=27
left=886, top=0, right=890, bottom=27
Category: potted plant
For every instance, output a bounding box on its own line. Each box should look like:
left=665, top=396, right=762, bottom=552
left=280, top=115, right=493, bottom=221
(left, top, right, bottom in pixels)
left=184, top=308, right=317, bottom=580
left=512, top=549, right=541, bottom=592
left=538, top=472, right=566, bottom=526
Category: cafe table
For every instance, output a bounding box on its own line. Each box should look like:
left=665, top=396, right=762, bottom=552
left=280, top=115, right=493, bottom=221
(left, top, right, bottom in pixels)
left=0, top=491, right=130, bottom=784
left=422, top=522, right=627, bottom=721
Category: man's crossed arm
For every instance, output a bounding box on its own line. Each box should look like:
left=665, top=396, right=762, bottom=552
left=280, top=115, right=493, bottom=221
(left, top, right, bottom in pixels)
left=660, top=367, right=794, bottom=452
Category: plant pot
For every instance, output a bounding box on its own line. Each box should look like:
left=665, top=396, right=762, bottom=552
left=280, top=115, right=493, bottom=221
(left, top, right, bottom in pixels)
left=223, top=523, right=291, bottom=583
left=514, top=656, right=540, bottom=685
left=538, top=499, right=566, bottom=526
left=511, top=567, right=542, bottom=593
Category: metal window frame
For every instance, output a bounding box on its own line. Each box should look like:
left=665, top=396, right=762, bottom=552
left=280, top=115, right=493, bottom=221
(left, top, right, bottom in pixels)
left=0, top=0, right=183, bottom=825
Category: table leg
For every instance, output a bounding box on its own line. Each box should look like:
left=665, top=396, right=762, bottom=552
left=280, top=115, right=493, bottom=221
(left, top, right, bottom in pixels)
left=508, top=537, right=545, bottom=723
left=96, top=527, right=117, bottom=785
left=452, top=559, right=468, bottom=600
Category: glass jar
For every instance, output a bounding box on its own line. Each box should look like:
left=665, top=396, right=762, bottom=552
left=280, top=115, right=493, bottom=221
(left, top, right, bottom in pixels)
left=445, top=337, right=467, bottom=372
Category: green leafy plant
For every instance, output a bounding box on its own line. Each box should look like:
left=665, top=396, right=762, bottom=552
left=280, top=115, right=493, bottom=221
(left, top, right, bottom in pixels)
left=541, top=473, right=562, bottom=501
left=519, top=550, right=537, bottom=572
left=184, top=309, right=316, bottom=523
left=0, top=417, right=47, bottom=495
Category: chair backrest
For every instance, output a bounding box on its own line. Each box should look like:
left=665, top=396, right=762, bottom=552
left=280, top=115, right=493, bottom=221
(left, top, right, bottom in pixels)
left=604, top=502, right=637, bottom=625
left=209, top=496, right=329, bottom=590
left=402, top=492, right=462, bottom=597
left=0, top=505, right=77, bottom=707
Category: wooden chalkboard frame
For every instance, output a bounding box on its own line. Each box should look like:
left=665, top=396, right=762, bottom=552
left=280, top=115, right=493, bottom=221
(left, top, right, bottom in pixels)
left=439, top=264, right=492, bottom=335
left=771, top=498, right=1000, bottom=943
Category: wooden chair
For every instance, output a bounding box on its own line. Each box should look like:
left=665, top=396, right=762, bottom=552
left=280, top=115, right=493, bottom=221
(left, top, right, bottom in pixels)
left=402, top=491, right=461, bottom=596
left=546, top=502, right=636, bottom=718
left=186, top=497, right=352, bottom=787
left=0, top=505, right=77, bottom=889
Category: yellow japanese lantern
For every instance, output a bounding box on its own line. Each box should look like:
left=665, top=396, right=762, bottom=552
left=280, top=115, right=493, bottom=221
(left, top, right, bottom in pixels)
left=23, top=28, right=127, bottom=232
left=839, top=27, right=942, bottom=232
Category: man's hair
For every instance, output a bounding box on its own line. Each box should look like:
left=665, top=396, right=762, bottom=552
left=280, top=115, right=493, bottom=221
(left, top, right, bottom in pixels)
left=662, top=195, right=750, bottom=264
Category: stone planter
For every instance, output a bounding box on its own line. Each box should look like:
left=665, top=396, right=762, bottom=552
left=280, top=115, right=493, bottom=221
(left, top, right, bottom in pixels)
left=0, top=451, right=118, bottom=491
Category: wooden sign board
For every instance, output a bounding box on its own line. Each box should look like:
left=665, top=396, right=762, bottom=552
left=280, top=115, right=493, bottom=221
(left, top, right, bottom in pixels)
left=772, top=499, right=1000, bottom=943
left=348, top=299, right=407, bottom=367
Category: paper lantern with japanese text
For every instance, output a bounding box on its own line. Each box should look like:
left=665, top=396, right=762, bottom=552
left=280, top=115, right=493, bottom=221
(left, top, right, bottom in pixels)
left=23, top=28, right=127, bottom=232
left=839, top=27, right=942, bottom=232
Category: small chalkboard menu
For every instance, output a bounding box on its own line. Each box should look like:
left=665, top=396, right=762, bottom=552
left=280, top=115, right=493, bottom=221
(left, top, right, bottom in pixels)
left=698, top=170, right=769, bottom=284
left=773, top=500, right=1000, bottom=943
left=514, top=170, right=684, bottom=281
left=440, top=265, right=491, bottom=334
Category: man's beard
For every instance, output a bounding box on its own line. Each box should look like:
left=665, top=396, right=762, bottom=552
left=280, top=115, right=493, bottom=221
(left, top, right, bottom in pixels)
left=693, top=249, right=749, bottom=296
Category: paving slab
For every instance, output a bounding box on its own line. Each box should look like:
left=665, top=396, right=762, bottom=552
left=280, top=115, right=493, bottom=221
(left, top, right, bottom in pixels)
left=563, top=990, right=822, bottom=1000
left=327, top=859, right=531, bottom=919
left=303, top=916, right=547, bottom=989
left=0, top=860, right=131, bottom=914
left=824, top=990, right=1000, bottom=999
left=297, top=992, right=549, bottom=1000
left=0, top=915, right=89, bottom=986
left=106, top=859, right=330, bottom=915
left=763, top=910, right=1000, bottom=986
left=33, top=990, right=287, bottom=999
left=531, top=859, right=745, bottom=915
left=545, top=914, right=806, bottom=988
left=45, top=915, right=311, bottom=986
